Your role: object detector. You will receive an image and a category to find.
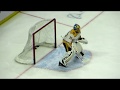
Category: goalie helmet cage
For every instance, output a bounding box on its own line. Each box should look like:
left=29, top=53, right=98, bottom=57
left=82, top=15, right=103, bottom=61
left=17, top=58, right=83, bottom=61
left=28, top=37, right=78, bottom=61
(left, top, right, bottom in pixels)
left=15, top=18, right=57, bottom=65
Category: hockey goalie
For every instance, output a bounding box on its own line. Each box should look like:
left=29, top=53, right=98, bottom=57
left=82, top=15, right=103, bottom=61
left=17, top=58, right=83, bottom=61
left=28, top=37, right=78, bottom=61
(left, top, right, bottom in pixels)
left=59, top=24, right=88, bottom=67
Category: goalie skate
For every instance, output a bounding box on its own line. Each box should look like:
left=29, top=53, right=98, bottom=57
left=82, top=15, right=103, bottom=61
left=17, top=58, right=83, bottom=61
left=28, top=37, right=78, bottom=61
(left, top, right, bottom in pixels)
left=59, top=61, right=66, bottom=67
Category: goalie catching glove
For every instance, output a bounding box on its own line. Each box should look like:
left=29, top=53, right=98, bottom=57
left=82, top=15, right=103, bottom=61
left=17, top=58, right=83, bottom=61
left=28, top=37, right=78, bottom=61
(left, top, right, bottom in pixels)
left=78, top=38, right=88, bottom=44
left=73, top=37, right=88, bottom=44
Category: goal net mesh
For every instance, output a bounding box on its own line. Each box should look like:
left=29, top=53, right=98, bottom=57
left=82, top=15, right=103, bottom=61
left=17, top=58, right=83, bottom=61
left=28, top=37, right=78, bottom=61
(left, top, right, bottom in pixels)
left=15, top=18, right=56, bottom=65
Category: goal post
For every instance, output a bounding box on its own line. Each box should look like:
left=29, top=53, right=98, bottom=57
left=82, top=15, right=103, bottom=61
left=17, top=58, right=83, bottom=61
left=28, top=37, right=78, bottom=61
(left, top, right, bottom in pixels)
left=15, top=18, right=57, bottom=65
left=32, top=18, right=57, bottom=64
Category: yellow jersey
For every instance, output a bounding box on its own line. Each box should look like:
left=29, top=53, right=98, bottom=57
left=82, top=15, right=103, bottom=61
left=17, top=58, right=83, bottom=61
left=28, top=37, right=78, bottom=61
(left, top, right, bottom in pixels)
left=63, top=29, right=81, bottom=43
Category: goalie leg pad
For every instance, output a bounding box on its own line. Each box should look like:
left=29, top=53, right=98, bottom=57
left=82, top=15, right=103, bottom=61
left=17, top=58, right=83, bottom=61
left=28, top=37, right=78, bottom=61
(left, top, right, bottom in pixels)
left=72, top=41, right=85, bottom=60
left=72, top=42, right=83, bottom=55
left=59, top=50, right=75, bottom=67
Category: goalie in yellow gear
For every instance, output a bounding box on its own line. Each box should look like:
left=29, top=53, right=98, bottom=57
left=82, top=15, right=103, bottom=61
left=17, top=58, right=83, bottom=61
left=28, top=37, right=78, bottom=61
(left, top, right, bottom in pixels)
left=59, top=24, right=88, bottom=67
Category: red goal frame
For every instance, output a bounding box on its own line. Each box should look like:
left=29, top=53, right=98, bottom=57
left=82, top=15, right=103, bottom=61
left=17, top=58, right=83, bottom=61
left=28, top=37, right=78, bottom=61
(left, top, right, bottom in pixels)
left=32, top=18, right=57, bottom=64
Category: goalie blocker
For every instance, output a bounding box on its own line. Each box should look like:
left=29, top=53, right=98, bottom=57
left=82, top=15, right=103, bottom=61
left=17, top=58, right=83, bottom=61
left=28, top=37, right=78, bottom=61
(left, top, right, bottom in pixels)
left=59, top=38, right=88, bottom=67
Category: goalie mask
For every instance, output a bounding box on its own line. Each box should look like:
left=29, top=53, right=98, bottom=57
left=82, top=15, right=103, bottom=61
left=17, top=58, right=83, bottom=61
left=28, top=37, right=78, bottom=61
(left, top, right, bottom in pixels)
left=73, top=24, right=81, bottom=33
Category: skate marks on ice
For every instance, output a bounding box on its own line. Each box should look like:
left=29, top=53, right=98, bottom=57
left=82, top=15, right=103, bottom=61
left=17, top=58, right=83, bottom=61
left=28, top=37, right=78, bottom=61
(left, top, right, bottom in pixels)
left=67, top=11, right=84, bottom=19
left=35, top=45, right=92, bottom=72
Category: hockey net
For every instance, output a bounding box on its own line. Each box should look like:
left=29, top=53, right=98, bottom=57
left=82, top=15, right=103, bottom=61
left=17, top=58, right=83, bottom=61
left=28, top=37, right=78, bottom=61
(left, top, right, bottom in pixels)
left=15, top=18, right=57, bottom=65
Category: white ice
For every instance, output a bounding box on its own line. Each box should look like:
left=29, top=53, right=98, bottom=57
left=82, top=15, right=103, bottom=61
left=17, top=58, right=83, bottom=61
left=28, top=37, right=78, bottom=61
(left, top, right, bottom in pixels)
left=0, top=11, right=120, bottom=79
